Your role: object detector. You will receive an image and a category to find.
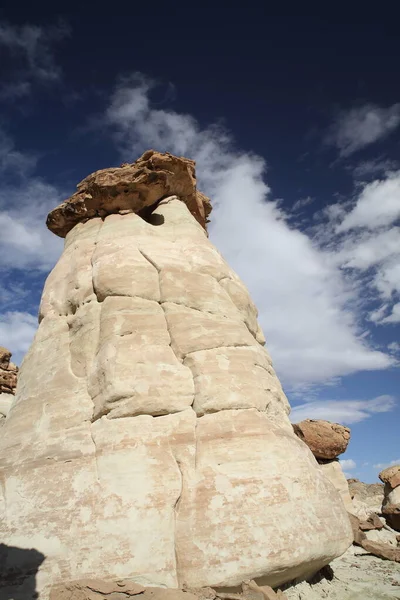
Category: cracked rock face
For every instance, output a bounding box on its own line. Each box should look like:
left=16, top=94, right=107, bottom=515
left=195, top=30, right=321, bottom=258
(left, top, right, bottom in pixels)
left=0, top=158, right=352, bottom=599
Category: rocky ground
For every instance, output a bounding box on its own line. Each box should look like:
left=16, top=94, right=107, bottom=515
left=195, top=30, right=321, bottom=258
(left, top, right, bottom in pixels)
left=47, top=546, right=400, bottom=600
left=284, top=546, right=400, bottom=599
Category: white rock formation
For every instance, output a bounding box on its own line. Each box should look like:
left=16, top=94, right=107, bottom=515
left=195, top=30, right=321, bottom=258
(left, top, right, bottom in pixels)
left=0, top=152, right=352, bottom=599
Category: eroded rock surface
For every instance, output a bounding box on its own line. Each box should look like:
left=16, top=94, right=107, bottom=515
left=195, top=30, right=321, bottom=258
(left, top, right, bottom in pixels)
left=380, top=465, right=400, bottom=531
left=46, top=150, right=212, bottom=237
left=0, top=155, right=352, bottom=599
left=348, top=479, right=385, bottom=521
left=293, top=419, right=350, bottom=460
left=319, top=460, right=354, bottom=512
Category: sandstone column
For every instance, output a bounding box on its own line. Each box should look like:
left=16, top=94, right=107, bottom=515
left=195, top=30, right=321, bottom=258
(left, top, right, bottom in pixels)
left=0, top=151, right=352, bottom=599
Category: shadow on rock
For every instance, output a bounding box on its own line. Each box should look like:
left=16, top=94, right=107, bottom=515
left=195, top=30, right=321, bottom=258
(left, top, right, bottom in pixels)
left=0, top=543, right=45, bottom=599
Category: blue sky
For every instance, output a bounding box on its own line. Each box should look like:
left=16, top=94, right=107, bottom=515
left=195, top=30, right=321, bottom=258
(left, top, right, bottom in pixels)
left=0, top=10, right=399, bottom=482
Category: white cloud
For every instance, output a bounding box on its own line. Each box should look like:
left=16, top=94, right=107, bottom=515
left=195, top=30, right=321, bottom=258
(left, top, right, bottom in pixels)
left=0, top=128, right=65, bottom=271
left=0, top=311, right=37, bottom=365
left=373, top=458, right=400, bottom=470
left=290, top=395, right=396, bottom=424
left=326, top=103, right=400, bottom=157
left=0, top=20, right=68, bottom=99
left=337, top=174, right=400, bottom=232
left=337, top=227, right=400, bottom=271
left=368, top=304, right=390, bottom=323
left=102, top=75, right=395, bottom=390
left=380, top=302, right=400, bottom=324
left=0, top=177, right=64, bottom=271
left=340, top=459, right=356, bottom=470
left=388, top=342, right=400, bottom=352
left=311, top=170, right=400, bottom=331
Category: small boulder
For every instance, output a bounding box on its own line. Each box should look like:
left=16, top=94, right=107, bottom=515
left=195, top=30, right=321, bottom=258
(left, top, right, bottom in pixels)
left=379, top=465, right=400, bottom=490
left=292, top=419, right=350, bottom=460
left=359, top=513, right=384, bottom=531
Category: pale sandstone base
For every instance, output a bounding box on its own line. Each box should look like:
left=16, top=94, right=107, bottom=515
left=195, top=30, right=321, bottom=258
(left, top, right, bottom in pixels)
left=0, top=199, right=352, bottom=598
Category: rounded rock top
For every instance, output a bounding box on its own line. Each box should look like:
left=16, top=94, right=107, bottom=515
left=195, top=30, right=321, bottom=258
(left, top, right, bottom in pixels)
left=293, top=418, right=351, bottom=461
left=379, top=464, right=400, bottom=489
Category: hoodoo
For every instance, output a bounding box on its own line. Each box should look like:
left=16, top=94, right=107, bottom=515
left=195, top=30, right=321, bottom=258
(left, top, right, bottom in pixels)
left=0, top=151, right=352, bottom=599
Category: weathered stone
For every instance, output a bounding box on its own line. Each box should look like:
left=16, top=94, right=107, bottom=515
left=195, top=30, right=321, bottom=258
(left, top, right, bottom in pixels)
left=379, top=465, right=400, bottom=490
left=319, top=460, right=353, bottom=512
left=0, top=153, right=353, bottom=598
left=48, top=579, right=198, bottom=599
left=46, top=150, right=212, bottom=238
left=347, top=478, right=385, bottom=521
left=348, top=512, right=400, bottom=562
left=0, top=346, right=11, bottom=369
left=0, top=347, right=18, bottom=395
left=361, top=539, right=400, bottom=562
left=382, top=501, right=400, bottom=532
left=292, top=419, right=350, bottom=460
left=359, top=513, right=384, bottom=531
left=379, top=465, right=400, bottom=531
left=365, top=527, right=398, bottom=547
left=0, top=393, right=13, bottom=426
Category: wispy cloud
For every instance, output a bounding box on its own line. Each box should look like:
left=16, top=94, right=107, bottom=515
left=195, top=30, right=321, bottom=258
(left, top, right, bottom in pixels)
left=388, top=342, right=400, bottom=352
left=290, top=396, right=396, bottom=425
left=313, top=172, right=400, bottom=333
left=0, top=311, right=37, bottom=365
left=100, top=74, right=395, bottom=390
left=380, top=303, right=400, bottom=324
left=337, top=173, right=400, bottom=232
left=326, top=103, right=400, bottom=157
left=340, top=459, right=356, bottom=470
left=373, top=458, right=400, bottom=470
left=351, top=157, right=399, bottom=180
left=291, top=195, right=314, bottom=212
left=0, top=20, right=68, bottom=100
left=0, top=128, right=64, bottom=270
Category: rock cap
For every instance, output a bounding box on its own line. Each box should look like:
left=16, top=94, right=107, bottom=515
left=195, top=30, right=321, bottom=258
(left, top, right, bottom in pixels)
left=46, top=150, right=212, bottom=238
left=379, top=465, right=400, bottom=489
left=293, top=419, right=350, bottom=460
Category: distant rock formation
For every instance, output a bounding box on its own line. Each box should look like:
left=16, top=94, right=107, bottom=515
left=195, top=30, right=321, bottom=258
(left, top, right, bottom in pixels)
left=347, top=478, right=385, bottom=521
left=0, top=151, right=352, bottom=599
left=379, top=465, right=400, bottom=531
left=0, top=347, right=18, bottom=427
